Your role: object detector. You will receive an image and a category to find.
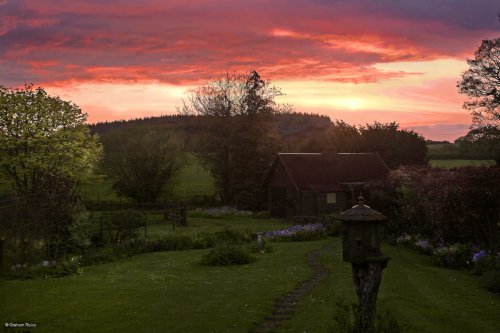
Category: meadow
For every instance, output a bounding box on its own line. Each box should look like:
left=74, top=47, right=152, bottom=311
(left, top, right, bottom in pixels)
left=1, top=230, right=499, bottom=333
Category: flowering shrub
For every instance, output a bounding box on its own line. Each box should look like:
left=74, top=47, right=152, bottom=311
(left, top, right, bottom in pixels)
left=472, top=250, right=500, bottom=276
left=472, top=250, right=488, bottom=262
left=413, top=239, right=434, bottom=255
left=190, top=206, right=253, bottom=218
left=433, top=243, right=473, bottom=269
left=396, top=233, right=414, bottom=246
left=6, top=256, right=82, bottom=279
left=264, top=223, right=327, bottom=242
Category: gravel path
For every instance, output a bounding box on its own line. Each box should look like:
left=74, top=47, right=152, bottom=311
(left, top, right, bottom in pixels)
left=250, top=243, right=333, bottom=333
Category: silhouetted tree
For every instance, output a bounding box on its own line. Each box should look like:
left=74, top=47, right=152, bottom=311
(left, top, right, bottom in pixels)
left=458, top=38, right=500, bottom=128
left=458, top=37, right=500, bottom=164
left=327, top=120, right=362, bottom=152
left=359, top=122, right=428, bottom=169
left=180, top=71, right=289, bottom=208
left=103, top=130, right=183, bottom=204
left=456, top=126, right=500, bottom=164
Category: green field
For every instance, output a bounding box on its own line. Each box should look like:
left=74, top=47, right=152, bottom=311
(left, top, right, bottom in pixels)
left=429, top=159, right=496, bottom=168
left=80, top=153, right=215, bottom=202
left=2, top=235, right=499, bottom=333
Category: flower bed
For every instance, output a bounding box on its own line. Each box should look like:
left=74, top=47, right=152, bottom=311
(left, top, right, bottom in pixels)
left=263, top=223, right=327, bottom=242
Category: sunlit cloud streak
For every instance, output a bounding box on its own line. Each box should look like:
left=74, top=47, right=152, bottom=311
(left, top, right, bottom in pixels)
left=1, top=0, right=499, bottom=140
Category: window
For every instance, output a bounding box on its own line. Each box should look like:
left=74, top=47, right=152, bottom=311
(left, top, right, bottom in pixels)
left=327, top=192, right=337, bottom=204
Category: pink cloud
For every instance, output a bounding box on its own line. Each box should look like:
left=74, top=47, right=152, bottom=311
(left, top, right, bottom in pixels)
left=1, top=0, right=497, bottom=87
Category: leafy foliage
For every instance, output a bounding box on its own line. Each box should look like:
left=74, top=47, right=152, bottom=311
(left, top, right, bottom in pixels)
left=103, top=129, right=183, bottom=204
left=180, top=71, right=288, bottom=208
left=371, top=166, right=500, bottom=249
left=456, top=126, right=500, bottom=164
left=0, top=84, right=102, bottom=264
left=358, top=122, right=428, bottom=169
left=200, top=242, right=256, bottom=266
left=0, top=84, right=102, bottom=195
left=458, top=38, right=500, bottom=128
left=479, top=270, right=500, bottom=294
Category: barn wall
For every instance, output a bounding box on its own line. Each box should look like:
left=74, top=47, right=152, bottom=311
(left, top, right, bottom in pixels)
left=301, top=190, right=316, bottom=216
left=268, top=161, right=297, bottom=218
left=316, top=192, right=348, bottom=215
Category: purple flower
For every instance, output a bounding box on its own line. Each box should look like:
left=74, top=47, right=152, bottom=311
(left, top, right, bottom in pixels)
left=264, top=223, right=325, bottom=239
left=472, top=250, right=488, bottom=262
left=415, top=239, right=431, bottom=250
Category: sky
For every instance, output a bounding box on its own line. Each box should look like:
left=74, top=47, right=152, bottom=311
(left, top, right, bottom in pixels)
left=1, top=0, right=500, bottom=141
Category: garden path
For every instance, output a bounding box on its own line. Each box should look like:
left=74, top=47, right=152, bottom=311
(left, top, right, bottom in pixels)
left=251, top=242, right=333, bottom=333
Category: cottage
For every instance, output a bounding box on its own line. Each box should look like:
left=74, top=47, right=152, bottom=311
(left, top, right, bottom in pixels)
left=265, top=152, right=389, bottom=218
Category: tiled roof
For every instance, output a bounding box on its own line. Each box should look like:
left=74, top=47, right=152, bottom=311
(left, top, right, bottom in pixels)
left=277, top=152, right=389, bottom=191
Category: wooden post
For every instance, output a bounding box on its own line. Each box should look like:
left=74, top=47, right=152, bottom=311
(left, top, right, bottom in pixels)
left=353, top=256, right=390, bottom=333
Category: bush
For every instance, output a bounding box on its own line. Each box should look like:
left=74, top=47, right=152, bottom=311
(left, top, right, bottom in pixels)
left=249, top=237, right=273, bottom=254
left=146, top=235, right=194, bottom=252
left=193, top=232, right=216, bottom=249
left=479, top=270, right=500, bottom=294
left=413, top=239, right=434, bottom=256
left=68, top=211, right=95, bottom=252
left=213, top=229, right=252, bottom=244
left=325, top=219, right=342, bottom=237
left=104, top=210, right=144, bottom=245
left=472, top=251, right=500, bottom=276
left=200, top=242, right=256, bottom=266
left=5, top=256, right=82, bottom=279
left=80, top=246, right=120, bottom=266
left=433, top=243, right=473, bottom=269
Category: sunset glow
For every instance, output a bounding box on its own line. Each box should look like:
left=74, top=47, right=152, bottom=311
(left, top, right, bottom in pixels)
left=1, top=0, right=500, bottom=140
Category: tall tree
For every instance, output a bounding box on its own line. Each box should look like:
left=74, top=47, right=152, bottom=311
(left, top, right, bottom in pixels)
left=456, top=125, right=500, bottom=164
left=458, top=37, right=500, bottom=165
left=327, top=120, right=362, bottom=152
left=0, top=84, right=102, bottom=196
left=0, top=84, right=102, bottom=261
left=359, top=122, right=428, bottom=169
left=458, top=38, right=500, bottom=128
left=180, top=71, right=288, bottom=208
left=103, top=129, right=183, bottom=204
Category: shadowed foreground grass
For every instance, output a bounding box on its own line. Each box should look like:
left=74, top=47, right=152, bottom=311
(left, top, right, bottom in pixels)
left=278, top=239, right=500, bottom=333
left=1, top=238, right=499, bottom=333
left=0, top=241, right=328, bottom=333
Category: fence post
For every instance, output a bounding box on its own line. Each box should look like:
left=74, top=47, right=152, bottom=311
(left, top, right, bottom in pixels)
left=144, top=211, right=148, bottom=238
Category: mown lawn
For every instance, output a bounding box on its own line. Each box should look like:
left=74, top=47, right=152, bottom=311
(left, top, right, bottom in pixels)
left=429, top=159, right=496, bottom=168
left=0, top=241, right=329, bottom=333
left=2, top=237, right=499, bottom=333
left=278, top=239, right=500, bottom=333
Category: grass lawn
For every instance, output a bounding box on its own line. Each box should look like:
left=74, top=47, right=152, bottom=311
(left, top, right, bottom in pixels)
left=2, top=237, right=499, bottom=332
left=0, top=240, right=329, bottom=333
left=278, top=239, right=500, bottom=333
left=429, top=159, right=496, bottom=168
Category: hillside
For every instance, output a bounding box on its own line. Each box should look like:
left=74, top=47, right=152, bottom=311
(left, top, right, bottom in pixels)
left=89, top=113, right=332, bottom=152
